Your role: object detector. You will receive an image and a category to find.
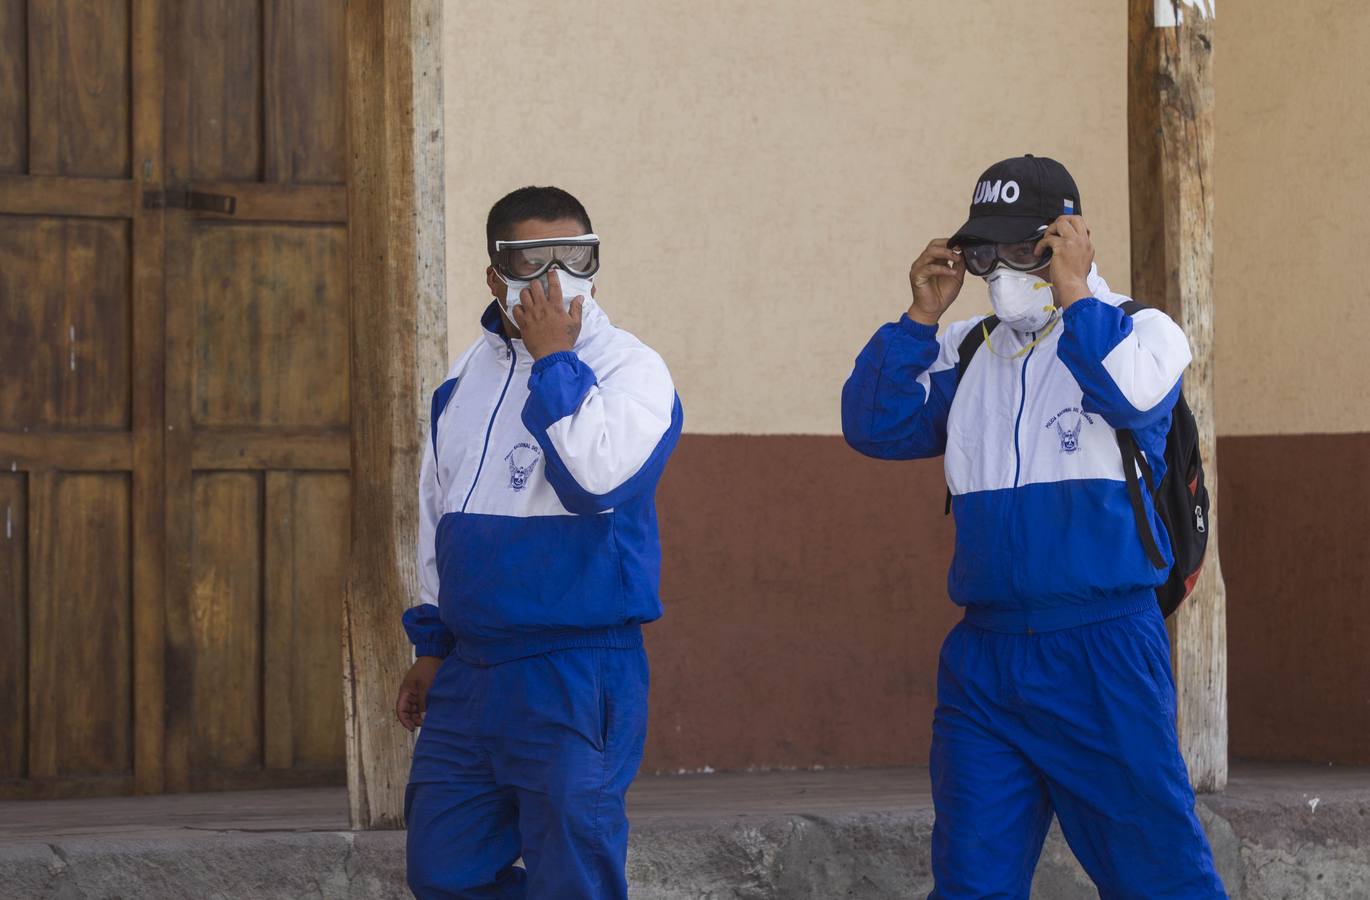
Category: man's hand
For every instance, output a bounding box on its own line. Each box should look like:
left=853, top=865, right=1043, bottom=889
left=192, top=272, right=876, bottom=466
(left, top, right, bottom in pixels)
left=396, top=656, right=442, bottom=732
left=908, top=239, right=966, bottom=326
left=512, top=273, right=585, bottom=360
left=1036, top=215, right=1095, bottom=307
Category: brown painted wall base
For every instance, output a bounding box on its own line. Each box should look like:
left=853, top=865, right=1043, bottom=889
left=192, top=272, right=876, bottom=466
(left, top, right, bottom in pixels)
left=642, top=432, right=1370, bottom=773
left=645, top=435, right=959, bottom=773
left=1220, top=432, right=1370, bottom=765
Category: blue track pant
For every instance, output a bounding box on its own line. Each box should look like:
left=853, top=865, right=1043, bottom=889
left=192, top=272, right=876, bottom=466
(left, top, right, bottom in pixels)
left=928, top=607, right=1227, bottom=899
left=405, top=646, right=649, bottom=900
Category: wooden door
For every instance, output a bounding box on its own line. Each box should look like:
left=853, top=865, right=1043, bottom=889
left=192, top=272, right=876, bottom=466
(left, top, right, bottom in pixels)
left=0, top=0, right=163, bottom=800
left=0, top=0, right=351, bottom=799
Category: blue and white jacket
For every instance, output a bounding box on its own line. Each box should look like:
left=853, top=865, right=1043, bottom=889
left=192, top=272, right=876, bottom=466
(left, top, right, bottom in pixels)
left=841, top=266, right=1191, bottom=633
left=403, top=298, right=683, bottom=665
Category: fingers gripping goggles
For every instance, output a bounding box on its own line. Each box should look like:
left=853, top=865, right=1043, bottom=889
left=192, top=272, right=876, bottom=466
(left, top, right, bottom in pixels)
left=956, top=230, right=1052, bottom=277
left=493, top=234, right=600, bottom=281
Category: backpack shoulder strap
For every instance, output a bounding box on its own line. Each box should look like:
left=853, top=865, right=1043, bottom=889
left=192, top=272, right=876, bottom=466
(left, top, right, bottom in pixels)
left=945, top=315, right=999, bottom=515
left=1110, top=299, right=1168, bottom=567
left=954, top=315, right=997, bottom=385
left=1116, top=428, right=1168, bottom=569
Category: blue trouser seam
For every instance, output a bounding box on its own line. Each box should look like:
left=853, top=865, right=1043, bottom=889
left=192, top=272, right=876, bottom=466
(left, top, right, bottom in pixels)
left=591, top=649, right=612, bottom=896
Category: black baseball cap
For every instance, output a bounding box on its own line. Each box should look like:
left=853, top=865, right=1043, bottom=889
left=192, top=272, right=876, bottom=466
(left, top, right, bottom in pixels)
left=948, top=155, right=1081, bottom=247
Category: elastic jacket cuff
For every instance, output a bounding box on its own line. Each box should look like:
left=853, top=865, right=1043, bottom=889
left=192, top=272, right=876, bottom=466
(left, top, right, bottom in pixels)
left=530, top=349, right=581, bottom=375
left=898, top=314, right=939, bottom=339
left=414, top=642, right=453, bottom=660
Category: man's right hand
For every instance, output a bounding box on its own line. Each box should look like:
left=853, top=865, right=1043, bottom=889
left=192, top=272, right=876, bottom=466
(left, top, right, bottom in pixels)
left=908, top=239, right=965, bottom=326
left=396, top=656, right=443, bottom=732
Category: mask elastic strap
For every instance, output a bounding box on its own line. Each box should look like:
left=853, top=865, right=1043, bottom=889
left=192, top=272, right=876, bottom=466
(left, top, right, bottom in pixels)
left=983, top=307, right=1060, bottom=360
left=493, top=272, right=520, bottom=322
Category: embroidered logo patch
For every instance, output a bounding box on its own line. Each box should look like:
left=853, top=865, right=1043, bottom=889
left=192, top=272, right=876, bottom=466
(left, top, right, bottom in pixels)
left=1045, top=407, right=1094, bottom=455
left=505, top=442, right=542, bottom=491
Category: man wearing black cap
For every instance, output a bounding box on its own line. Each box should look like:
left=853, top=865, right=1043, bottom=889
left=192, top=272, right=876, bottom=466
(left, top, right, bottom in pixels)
left=841, top=156, right=1226, bottom=898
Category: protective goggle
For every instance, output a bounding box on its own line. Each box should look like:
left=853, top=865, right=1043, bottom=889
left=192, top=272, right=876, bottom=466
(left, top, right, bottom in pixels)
left=959, top=233, right=1051, bottom=277
left=493, top=233, right=600, bottom=281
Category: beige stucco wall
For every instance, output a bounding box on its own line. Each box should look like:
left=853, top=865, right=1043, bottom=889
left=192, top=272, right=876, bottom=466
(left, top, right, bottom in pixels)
left=1213, top=1, right=1370, bottom=436
left=443, top=0, right=1132, bottom=435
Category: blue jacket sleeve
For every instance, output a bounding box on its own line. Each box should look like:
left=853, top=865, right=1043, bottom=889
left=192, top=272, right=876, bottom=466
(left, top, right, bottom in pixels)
left=402, top=603, right=454, bottom=659
left=1057, top=298, right=1192, bottom=431
left=841, top=314, right=967, bottom=460
left=522, top=349, right=682, bottom=515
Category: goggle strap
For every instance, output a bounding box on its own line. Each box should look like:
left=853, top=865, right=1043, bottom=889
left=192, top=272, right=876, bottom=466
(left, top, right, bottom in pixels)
left=495, top=233, right=599, bottom=251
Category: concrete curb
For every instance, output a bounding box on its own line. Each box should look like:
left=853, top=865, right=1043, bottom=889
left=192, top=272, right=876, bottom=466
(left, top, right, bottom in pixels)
left=2, top=794, right=1367, bottom=898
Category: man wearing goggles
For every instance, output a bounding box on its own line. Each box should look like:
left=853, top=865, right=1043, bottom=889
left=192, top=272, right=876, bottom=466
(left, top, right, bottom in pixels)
left=398, top=186, right=682, bottom=900
left=842, top=156, right=1225, bottom=897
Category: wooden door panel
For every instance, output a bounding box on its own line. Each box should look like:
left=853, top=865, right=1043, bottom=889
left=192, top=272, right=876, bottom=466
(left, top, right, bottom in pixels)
left=185, top=472, right=263, bottom=775
left=0, top=474, right=26, bottom=780
left=28, top=0, right=132, bottom=178
left=0, top=0, right=25, bottom=173
left=190, top=224, right=348, bottom=429
left=0, top=0, right=155, bottom=802
left=0, top=216, right=131, bottom=430
left=264, top=471, right=347, bottom=771
left=263, top=0, right=346, bottom=185
left=49, top=473, right=134, bottom=777
left=185, top=0, right=262, bottom=182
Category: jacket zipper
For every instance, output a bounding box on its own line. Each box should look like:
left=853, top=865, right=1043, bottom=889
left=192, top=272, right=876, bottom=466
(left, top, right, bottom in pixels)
left=460, top=340, right=517, bottom=513
left=1006, top=337, right=1037, bottom=606
left=1012, top=339, right=1037, bottom=489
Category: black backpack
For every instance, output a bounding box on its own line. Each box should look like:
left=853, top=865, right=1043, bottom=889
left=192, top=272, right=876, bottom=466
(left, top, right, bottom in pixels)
left=946, top=302, right=1209, bottom=617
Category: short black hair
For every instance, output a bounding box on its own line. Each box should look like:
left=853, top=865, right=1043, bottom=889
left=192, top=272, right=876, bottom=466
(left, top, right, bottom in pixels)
left=486, top=186, right=593, bottom=259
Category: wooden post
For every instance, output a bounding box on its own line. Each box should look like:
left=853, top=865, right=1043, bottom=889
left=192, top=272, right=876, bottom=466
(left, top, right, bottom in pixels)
left=1127, top=0, right=1227, bottom=792
left=343, top=0, right=449, bottom=829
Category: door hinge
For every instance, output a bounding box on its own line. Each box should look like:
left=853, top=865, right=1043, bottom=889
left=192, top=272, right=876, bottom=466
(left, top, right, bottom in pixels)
left=142, top=188, right=237, bottom=215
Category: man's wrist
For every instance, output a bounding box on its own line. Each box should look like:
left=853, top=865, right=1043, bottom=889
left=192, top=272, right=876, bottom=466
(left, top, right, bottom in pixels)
left=1055, top=278, right=1092, bottom=308
left=907, top=307, right=941, bottom=327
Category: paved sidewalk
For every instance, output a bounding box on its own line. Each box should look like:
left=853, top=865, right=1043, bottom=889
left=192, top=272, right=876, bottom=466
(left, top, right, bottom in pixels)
left=1, top=765, right=1367, bottom=898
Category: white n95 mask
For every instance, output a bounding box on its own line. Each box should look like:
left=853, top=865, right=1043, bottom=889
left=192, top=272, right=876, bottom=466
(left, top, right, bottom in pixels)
left=497, top=268, right=594, bottom=318
left=986, top=268, right=1056, bottom=332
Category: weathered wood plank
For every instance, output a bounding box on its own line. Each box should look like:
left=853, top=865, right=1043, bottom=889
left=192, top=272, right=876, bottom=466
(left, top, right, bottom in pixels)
left=130, top=0, right=166, bottom=797
left=1128, top=0, right=1227, bottom=792
left=27, top=0, right=131, bottom=178
left=25, top=0, right=58, bottom=176
left=189, top=224, right=350, bottom=430
left=0, top=0, right=28, bottom=174
left=191, top=429, right=350, bottom=472
left=264, top=471, right=350, bottom=772
left=186, top=181, right=347, bottom=224
left=0, top=434, right=133, bottom=471
left=264, top=0, right=347, bottom=185
left=25, top=473, right=134, bottom=781
left=0, top=474, right=26, bottom=779
left=343, top=0, right=452, bottom=830
left=51, top=473, right=133, bottom=776
left=0, top=216, right=132, bottom=431
left=160, top=23, right=195, bottom=784
left=188, top=472, right=263, bottom=775
left=263, top=471, right=295, bottom=770
left=24, top=471, right=56, bottom=780
left=0, top=174, right=133, bottom=218
left=290, top=473, right=349, bottom=769
left=183, top=0, right=263, bottom=182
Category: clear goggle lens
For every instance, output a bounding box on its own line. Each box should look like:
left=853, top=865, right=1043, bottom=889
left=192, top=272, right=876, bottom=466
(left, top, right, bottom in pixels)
left=961, top=238, right=1050, bottom=277
left=494, top=234, right=600, bottom=280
